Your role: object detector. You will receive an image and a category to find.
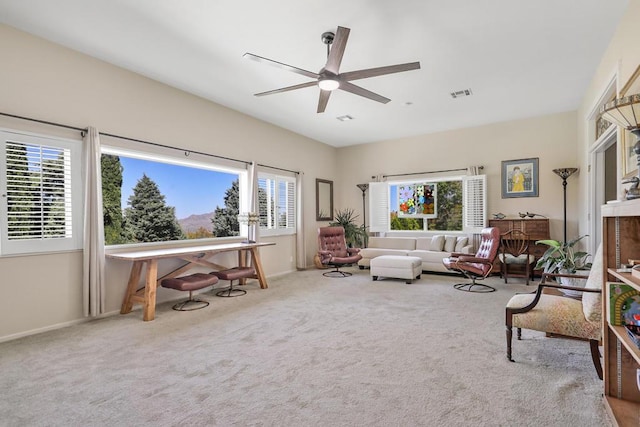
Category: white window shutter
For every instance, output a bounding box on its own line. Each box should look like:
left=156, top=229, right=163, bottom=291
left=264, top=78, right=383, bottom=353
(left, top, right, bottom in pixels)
left=462, top=174, right=487, bottom=233
left=368, top=182, right=389, bottom=233
left=1, top=130, right=81, bottom=255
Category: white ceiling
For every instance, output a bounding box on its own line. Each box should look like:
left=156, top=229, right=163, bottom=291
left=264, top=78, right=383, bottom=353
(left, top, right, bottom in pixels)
left=0, top=0, right=629, bottom=147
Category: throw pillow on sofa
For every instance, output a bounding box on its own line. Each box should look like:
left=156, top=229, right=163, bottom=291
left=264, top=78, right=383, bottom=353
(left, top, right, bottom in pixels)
left=430, top=235, right=445, bottom=251
left=455, top=237, right=469, bottom=252
left=443, top=235, right=457, bottom=252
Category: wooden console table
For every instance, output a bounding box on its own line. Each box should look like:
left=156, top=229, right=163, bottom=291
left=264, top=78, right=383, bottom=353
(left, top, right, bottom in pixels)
left=488, top=218, right=550, bottom=274
left=107, top=241, right=275, bottom=321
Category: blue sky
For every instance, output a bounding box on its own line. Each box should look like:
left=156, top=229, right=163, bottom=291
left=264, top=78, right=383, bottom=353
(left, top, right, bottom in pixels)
left=120, top=157, right=237, bottom=219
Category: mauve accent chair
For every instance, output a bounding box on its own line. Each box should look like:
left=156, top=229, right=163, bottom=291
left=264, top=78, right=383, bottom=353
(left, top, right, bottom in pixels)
left=317, top=226, right=362, bottom=277
left=443, top=227, right=500, bottom=293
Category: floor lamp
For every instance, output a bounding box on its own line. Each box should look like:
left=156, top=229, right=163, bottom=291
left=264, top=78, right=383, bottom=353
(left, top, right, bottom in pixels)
left=553, top=168, right=578, bottom=243
left=356, top=183, right=369, bottom=247
left=600, top=93, right=640, bottom=200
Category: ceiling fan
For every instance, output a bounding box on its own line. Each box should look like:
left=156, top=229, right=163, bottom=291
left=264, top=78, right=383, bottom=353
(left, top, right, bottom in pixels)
left=243, top=26, right=421, bottom=113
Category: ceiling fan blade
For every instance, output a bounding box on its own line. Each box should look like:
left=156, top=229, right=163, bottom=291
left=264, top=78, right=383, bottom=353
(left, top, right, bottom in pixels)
left=317, top=90, right=331, bottom=113
left=339, top=81, right=390, bottom=104
left=324, top=26, right=350, bottom=75
left=243, top=53, right=319, bottom=79
left=339, top=62, right=421, bottom=81
left=254, top=81, right=318, bottom=97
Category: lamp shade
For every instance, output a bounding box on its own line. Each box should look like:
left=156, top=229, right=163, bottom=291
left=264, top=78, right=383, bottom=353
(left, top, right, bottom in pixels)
left=552, top=168, right=578, bottom=180
left=600, top=94, right=640, bottom=130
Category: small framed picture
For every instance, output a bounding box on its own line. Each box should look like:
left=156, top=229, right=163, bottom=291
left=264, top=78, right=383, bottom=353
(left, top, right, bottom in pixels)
left=501, top=158, right=539, bottom=198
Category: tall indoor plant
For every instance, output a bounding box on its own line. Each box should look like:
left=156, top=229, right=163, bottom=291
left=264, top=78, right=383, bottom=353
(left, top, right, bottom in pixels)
left=330, top=208, right=366, bottom=248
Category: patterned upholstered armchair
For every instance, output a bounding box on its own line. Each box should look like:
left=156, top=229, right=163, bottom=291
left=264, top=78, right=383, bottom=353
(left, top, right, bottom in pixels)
left=505, top=245, right=603, bottom=379
left=317, top=226, right=362, bottom=277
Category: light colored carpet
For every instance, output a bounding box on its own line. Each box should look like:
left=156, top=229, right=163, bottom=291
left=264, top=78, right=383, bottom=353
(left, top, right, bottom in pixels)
left=0, top=269, right=609, bottom=426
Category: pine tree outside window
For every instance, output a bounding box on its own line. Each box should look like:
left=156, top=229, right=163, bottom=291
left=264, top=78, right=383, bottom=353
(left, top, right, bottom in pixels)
left=100, top=146, right=247, bottom=246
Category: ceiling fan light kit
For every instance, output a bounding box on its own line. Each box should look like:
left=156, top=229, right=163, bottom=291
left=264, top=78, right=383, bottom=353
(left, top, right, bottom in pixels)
left=244, top=26, right=421, bottom=113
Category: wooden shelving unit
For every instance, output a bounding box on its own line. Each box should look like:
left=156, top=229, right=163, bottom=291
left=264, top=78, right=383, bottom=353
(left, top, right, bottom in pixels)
left=601, top=199, right=640, bottom=426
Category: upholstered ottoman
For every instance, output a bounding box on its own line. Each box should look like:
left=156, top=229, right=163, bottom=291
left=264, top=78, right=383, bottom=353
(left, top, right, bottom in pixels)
left=370, top=255, right=422, bottom=284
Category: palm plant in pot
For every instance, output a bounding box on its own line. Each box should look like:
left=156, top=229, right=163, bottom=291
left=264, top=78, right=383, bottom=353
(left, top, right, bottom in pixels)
left=535, top=235, right=592, bottom=296
left=330, top=208, right=367, bottom=248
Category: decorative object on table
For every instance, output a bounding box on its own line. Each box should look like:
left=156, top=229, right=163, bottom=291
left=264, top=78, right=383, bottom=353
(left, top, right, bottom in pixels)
left=608, top=282, right=640, bottom=326
left=535, top=235, right=591, bottom=296
left=356, top=183, right=369, bottom=247
left=552, top=167, right=578, bottom=243
left=518, top=212, right=527, bottom=218
left=501, top=158, right=539, bottom=198
left=237, top=212, right=259, bottom=243
left=600, top=65, right=640, bottom=182
left=493, top=212, right=506, bottom=219
left=329, top=208, right=366, bottom=248
left=526, top=212, right=547, bottom=218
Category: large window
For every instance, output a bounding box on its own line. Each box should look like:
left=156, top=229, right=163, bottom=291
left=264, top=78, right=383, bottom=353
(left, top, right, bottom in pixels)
left=101, top=146, right=246, bottom=246
left=0, top=129, right=82, bottom=255
left=257, top=172, right=296, bottom=236
left=370, top=175, right=486, bottom=233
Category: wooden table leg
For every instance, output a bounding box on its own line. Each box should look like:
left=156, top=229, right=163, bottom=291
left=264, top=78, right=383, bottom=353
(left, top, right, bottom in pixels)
left=120, top=261, right=143, bottom=314
left=250, top=247, right=268, bottom=289
left=143, top=259, right=158, bottom=321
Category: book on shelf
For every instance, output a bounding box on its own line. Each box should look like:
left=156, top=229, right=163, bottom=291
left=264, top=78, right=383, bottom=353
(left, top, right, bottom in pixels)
left=608, top=282, right=640, bottom=326
left=625, top=325, right=640, bottom=349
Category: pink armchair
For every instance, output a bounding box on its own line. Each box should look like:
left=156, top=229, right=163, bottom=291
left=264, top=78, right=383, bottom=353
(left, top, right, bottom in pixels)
left=442, top=227, right=500, bottom=292
left=317, top=226, right=362, bottom=277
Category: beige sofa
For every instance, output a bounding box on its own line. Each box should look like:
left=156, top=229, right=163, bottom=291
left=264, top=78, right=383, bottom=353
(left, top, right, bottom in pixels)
left=358, top=235, right=473, bottom=273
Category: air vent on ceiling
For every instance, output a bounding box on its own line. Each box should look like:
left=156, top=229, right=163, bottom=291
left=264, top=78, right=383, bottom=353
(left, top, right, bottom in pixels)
left=336, top=115, right=354, bottom=122
left=450, top=89, right=473, bottom=99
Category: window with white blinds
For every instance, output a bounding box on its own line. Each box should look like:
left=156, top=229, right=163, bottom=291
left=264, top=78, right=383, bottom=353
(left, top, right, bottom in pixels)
left=0, top=129, right=82, bottom=255
left=257, top=172, right=296, bottom=235
left=368, top=175, right=487, bottom=233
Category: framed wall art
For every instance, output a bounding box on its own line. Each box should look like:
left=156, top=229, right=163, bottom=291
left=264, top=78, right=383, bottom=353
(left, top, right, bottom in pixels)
left=501, top=157, right=539, bottom=198
left=621, top=65, right=640, bottom=179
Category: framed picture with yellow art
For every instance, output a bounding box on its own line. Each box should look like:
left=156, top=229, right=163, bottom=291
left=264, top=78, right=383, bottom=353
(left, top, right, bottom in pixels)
left=621, top=65, right=640, bottom=179
left=501, top=157, right=539, bottom=198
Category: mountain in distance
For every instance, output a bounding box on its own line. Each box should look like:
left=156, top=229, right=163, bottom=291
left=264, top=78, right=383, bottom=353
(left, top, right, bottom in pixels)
left=178, top=212, right=214, bottom=233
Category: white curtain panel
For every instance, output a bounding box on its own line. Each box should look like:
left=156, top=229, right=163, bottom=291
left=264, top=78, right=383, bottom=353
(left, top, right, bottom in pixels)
left=467, top=165, right=481, bottom=175
left=82, top=127, right=106, bottom=317
left=247, top=161, right=259, bottom=242
left=296, top=172, right=306, bottom=269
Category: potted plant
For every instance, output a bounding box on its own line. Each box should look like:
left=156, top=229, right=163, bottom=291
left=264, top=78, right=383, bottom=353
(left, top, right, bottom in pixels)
left=330, top=208, right=367, bottom=248
left=535, top=235, right=592, bottom=295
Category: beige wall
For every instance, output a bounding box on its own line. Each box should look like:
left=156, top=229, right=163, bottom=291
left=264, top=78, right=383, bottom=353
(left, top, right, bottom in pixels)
left=0, top=24, right=336, bottom=340
left=336, top=111, right=580, bottom=241
left=576, top=0, right=640, bottom=248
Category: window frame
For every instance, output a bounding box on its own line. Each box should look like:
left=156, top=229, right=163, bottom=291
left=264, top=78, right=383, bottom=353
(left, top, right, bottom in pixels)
left=101, top=144, right=249, bottom=249
left=369, top=174, right=486, bottom=234
left=257, top=171, right=296, bottom=237
left=0, top=128, right=83, bottom=256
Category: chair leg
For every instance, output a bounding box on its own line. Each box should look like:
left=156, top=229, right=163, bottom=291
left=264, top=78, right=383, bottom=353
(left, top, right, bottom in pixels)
left=590, top=339, right=603, bottom=380
left=454, top=275, right=496, bottom=293
left=506, top=325, right=514, bottom=362
left=323, top=264, right=352, bottom=278
left=517, top=328, right=522, bottom=340
left=215, top=280, right=247, bottom=297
